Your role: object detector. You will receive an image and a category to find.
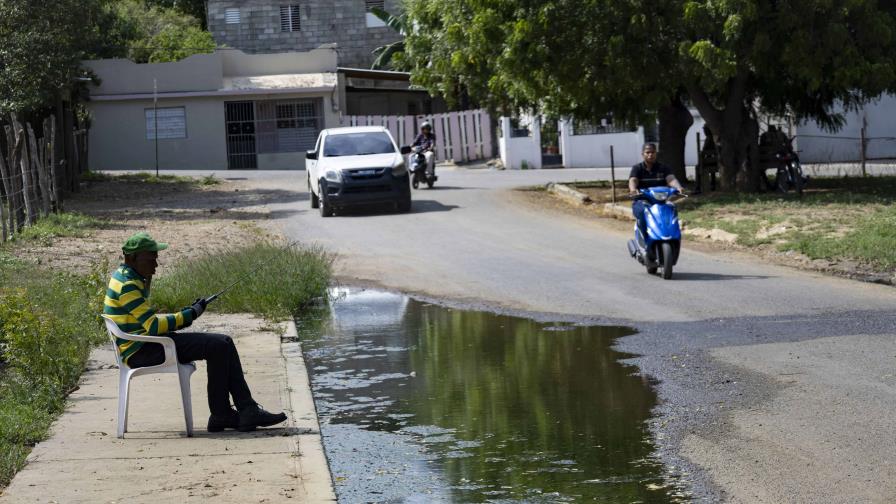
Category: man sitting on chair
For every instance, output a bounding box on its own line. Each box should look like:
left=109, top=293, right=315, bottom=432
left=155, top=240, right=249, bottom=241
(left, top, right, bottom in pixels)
left=103, top=232, right=286, bottom=432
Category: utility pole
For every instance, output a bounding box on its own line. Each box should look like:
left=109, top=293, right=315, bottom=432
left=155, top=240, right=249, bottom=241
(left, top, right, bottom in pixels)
left=154, top=78, right=159, bottom=177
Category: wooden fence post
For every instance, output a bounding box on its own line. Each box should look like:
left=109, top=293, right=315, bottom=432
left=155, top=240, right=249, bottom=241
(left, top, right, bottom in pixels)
left=27, top=123, right=51, bottom=216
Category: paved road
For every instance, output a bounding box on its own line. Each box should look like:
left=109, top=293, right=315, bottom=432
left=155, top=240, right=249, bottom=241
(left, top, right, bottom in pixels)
left=233, top=167, right=895, bottom=502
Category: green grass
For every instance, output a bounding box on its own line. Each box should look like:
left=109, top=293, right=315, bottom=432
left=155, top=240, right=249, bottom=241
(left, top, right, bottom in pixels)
left=0, top=255, right=107, bottom=487
left=14, top=212, right=107, bottom=246
left=671, top=175, right=896, bottom=270
left=151, top=243, right=333, bottom=321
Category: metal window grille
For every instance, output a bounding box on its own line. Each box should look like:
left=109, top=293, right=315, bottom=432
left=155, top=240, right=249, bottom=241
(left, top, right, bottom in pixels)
left=225, top=102, right=257, bottom=169
left=280, top=5, right=300, bottom=32
left=366, top=0, right=385, bottom=11
left=255, top=99, right=322, bottom=154
left=572, top=118, right=636, bottom=136
left=145, top=107, right=186, bottom=140
left=225, top=8, right=240, bottom=24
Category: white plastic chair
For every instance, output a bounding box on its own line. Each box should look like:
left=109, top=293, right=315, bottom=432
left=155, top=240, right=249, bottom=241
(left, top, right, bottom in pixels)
left=101, top=315, right=197, bottom=438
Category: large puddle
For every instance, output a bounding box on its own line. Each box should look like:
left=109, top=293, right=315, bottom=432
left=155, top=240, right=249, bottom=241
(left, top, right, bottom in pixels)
left=296, top=288, right=673, bottom=503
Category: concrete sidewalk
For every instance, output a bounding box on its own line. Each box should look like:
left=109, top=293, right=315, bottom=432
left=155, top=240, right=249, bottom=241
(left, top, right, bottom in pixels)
left=0, top=314, right=335, bottom=503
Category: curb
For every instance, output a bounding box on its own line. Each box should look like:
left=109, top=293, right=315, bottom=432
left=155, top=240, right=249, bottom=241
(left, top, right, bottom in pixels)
left=546, top=182, right=592, bottom=205
left=282, top=321, right=338, bottom=502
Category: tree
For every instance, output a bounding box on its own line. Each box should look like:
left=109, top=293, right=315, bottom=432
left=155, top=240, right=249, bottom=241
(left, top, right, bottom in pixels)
left=681, top=0, right=896, bottom=190
left=402, top=0, right=896, bottom=191
left=0, top=0, right=110, bottom=114
left=106, top=0, right=214, bottom=63
left=145, top=0, right=208, bottom=28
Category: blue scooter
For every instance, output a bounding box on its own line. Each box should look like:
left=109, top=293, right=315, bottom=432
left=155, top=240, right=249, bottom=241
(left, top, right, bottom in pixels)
left=626, top=187, right=684, bottom=279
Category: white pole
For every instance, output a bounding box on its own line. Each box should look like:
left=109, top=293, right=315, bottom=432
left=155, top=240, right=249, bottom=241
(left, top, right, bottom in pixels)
left=154, top=78, right=159, bottom=177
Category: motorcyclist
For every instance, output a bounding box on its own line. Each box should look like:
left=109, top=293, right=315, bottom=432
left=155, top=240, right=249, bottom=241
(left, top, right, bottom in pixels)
left=412, top=121, right=436, bottom=176
left=628, top=143, right=685, bottom=236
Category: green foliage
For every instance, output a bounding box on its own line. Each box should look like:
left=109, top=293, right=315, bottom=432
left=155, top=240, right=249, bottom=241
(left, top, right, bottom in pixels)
left=0, top=256, right=107, bottom=487
left=82, top=170, right=197, bottom=184
left=151, top=243, right=333, bottom=321
left=370, top=8, right=407, bottom=70
left=0, top=0, right=110, bottom=113
left=105, top=0, right=214, bottom=63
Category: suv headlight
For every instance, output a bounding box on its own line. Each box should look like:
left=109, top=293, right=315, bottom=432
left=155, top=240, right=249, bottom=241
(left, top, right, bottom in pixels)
left=392, top=161, right=407, bottom=177
left=324, top=170, right=342, bottom=183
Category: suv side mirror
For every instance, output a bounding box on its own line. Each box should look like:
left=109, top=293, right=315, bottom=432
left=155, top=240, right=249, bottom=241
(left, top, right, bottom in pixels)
left=400, top=146, right=412, bottom=155
left=306, top=150, right=318, bottom=160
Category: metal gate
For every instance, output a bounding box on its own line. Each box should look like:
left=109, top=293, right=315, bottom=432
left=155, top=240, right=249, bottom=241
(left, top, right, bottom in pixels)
left=225, top=101, right=257, bottom=169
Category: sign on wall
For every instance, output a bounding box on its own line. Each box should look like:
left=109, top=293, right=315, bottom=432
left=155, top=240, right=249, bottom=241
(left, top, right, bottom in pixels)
left=145, top=107, right=187, bottom=140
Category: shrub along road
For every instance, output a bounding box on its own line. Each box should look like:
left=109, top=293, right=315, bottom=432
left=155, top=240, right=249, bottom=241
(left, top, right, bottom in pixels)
left=244, top=165, right=896, bottom=503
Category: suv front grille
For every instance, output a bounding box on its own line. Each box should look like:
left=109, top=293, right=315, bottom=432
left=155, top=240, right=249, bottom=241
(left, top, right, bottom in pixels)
left=347, top=168, right=387, bottom=180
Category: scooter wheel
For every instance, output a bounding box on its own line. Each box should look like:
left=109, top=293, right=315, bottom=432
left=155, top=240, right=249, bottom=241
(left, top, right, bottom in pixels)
left=412, top=178, right=419, bottom=189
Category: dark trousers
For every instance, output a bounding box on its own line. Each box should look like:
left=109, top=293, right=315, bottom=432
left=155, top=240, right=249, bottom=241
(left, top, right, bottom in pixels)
left=128, top=332, right=255, bottom=416
left=632, top=200, right=648, bottom=236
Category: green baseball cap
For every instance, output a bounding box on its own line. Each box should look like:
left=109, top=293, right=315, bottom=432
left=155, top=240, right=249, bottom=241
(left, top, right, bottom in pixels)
left=121, top=232, right=168, bottom=255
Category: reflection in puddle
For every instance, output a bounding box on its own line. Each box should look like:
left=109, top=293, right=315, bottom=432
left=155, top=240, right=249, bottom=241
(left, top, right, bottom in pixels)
left=297, top=288, right=675, bottom=503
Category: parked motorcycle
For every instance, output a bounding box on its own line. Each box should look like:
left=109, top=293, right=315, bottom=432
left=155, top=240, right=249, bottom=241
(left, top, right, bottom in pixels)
left=408, top=145, right=437, bottom=189
left=626, top=187, right=684, bottom=280
left=774, top=141, right=806, bottom=195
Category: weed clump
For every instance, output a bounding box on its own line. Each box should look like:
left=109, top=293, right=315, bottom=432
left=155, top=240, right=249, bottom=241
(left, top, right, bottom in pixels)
left=151, top=243, right=332, bottom=321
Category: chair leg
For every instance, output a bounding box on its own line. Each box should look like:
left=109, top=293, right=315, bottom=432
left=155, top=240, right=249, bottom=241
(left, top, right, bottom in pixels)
left=118, top=372, right=130, bottom=439
left=178, top=367, right=194, bottom=437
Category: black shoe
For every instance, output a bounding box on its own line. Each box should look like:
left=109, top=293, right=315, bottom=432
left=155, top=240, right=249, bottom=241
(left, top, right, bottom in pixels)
left=207, top=409, right=240, bottom=432
left=237, top=404, right=287, bottom=432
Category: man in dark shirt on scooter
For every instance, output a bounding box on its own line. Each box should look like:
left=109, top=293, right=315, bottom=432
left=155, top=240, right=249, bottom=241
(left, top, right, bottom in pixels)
left=628, top=143, right=685, bottom=235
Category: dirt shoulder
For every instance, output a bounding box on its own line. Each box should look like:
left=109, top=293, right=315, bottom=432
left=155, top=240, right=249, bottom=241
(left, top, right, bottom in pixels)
left=7, top=175, right=288, bottom=271
left=516, top=183, right=896, bottom=286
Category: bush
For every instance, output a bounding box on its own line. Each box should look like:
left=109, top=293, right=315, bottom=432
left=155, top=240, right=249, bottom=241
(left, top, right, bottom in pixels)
left=0, top=256, right=106, bottom=487
left=151, top=243, right=333, bottom=321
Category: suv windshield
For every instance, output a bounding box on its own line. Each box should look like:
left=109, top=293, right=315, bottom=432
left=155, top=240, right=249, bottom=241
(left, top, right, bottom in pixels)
left=324, top=132, right=395, bottom=157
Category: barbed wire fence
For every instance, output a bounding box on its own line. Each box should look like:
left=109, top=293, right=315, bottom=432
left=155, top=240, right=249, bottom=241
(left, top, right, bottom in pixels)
left=794, top=133, right=896, bottom=177
left=0, top=113, right=86, bottom=243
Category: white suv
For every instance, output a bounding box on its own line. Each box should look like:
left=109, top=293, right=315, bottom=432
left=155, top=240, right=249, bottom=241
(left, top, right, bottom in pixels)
left=306, top=126, right=412, bottom=217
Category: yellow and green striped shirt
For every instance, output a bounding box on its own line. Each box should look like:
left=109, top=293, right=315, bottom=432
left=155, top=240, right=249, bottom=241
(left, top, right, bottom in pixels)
left=103, top=264, right=194, bottom=363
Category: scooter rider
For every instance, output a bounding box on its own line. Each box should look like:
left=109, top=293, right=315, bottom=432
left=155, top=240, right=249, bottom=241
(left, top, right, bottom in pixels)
left=628, top=143, right=685, bottom=236
left=412, top=121, right=436, bottom=176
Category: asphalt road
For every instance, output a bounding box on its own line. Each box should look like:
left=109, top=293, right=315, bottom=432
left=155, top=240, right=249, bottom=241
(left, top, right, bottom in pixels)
left=232, top=166, right=896, bottom=502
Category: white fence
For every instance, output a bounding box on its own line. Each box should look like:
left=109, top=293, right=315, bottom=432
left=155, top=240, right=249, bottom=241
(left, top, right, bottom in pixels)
left=339, top=109, right=494, bottom=163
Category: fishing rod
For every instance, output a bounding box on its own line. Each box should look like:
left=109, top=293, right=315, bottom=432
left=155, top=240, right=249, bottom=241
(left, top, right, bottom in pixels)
left=202, top=239, right=302, bottom=305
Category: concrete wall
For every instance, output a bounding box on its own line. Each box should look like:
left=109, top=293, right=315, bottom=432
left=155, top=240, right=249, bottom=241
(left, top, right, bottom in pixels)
left=499, top=117, right=542, bottom=170
left=208, top=0, right=403, bottom=68
left=85, top=54, right=223, bottom=95
left=221, top=46, right=337, bottom=76
left=795, top=94, right=896, bottom=163
left=558, top=112, right=705, bottom=169
left=89, top=98, right=227, bottom=171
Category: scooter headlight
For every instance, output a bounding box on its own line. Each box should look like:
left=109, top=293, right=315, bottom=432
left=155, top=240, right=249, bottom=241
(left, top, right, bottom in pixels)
left=325, top=170, right=342, bottom=183
left=653, top=191, right=669, bottom=202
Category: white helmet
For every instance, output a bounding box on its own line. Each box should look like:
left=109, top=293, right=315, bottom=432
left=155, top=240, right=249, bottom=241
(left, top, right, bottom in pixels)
left=421, top=121, right=432, bottom=130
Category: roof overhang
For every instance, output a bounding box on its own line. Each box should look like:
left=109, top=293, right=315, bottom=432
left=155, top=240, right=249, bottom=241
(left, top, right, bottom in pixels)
left=337, top=67, right=411, bottom=82
left=90, top=72, right=338, bottom=102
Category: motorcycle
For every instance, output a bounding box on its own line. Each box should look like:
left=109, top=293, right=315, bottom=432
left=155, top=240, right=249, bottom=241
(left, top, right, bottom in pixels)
left=626, top=187, right=684, bottom=280
left=774, top=141, right=806, bottom=195
left=409, top=145, right=437, bottom=189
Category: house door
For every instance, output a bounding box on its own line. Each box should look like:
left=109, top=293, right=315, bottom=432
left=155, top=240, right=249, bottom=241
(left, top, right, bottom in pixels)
left=225, top=101, right=257, bottom=169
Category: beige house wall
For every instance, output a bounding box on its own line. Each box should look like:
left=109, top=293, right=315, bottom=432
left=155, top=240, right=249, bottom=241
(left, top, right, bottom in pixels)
left=89, top=98, right=227, bottom=171
left=85, top=49, right=340, bottom=171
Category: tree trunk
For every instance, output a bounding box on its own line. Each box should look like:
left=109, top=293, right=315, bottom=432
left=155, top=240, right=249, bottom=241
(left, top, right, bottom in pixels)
left=687, top=73, right=761, bottom=192
left=657, top=94, right=694, bottom=183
